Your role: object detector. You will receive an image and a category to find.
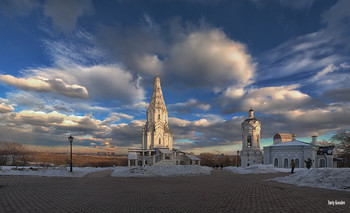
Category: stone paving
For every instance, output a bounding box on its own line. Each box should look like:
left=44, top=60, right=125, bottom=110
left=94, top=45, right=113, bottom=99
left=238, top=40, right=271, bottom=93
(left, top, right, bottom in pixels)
left=0, top=169, right=349, bottom=213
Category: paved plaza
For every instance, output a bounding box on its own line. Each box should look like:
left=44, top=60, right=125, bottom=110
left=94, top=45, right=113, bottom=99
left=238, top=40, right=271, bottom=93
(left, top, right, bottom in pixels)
left=0, top=169, right=349, bottom=213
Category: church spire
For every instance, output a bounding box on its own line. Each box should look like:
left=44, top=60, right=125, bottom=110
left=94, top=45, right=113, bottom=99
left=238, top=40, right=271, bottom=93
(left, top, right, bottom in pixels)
left=148, top=75, right=167, bottom=111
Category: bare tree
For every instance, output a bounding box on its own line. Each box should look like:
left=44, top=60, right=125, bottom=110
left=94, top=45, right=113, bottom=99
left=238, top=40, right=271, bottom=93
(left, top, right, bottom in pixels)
left=331, top=130, right=350, bottom=164
left=0, top=142, right=28, bottom=168
left=199, top=153, right=216, bottom=167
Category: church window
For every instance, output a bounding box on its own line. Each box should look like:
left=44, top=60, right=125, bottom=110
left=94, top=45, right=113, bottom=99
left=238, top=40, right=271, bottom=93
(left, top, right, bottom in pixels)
left=319, top=159, right=326, bottom=168
left=284, top=158, right=288, bottom=168
left=159, top=138, right=161, bottom=145
left=274, top=158, right=278, bottom=167
left=158, top=114, right=160, bottom=120
left=295, top=158, right=300, bottom=168
left=247, top=136, right=252, bottom=147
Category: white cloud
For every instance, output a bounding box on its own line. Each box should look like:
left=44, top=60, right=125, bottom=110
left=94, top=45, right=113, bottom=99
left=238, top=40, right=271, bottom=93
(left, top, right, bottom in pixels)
left=258, top=0, right=350, bottom=82
left=264, top=104, right=350, bottom=137
left=22, top=64, right=145, bottom=104
left=310, top=64, right=337, bottom=82
left=0, top=75, right=89, bottom=99
left=43, top=30, right=106, bottom=66
left=103, top=112, right=134, bottom=124
left=134, top=54, right=163, bottom=75
left=221, top=84, right=310, bottom=114
left=99, top=21, right=256, bottom=89
left=32, top=32, right=145, bottom=104
left=0, top=103, right=14, bottom=113
left=167, top=29, right=256, bottom=88
left=43, top=0, right=93, bottom=34
left=308, top=63, right=350, bottom=99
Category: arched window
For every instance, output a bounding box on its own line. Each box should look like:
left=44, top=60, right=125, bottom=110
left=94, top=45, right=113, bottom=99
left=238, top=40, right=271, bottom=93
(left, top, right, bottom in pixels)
left=319, top=159, right=326, bottom=168
left=295, top=158, right=300, bottom=168
left=284, top=158, right=288, bottom=168
left=247, top=136, right=252, bottom=147
left=159, top=138, right=161, bottom=145
left=158, top=114, right=160, bottom=120
left=274, top=158, right=278, bottom=167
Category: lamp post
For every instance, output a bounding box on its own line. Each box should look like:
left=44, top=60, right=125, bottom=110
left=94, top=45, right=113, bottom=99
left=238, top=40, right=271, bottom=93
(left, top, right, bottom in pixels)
left=68, top=135, right=74, bottom=172
left=237, top=150, right=240, bottom=167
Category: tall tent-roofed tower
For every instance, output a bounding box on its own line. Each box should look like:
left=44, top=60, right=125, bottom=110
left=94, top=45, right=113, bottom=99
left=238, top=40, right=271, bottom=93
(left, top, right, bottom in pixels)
left=127, top=75, right=201, bottom=167
left=241, top=107, right=262, bottom=167
left=142, top=75, right=173, bottom=150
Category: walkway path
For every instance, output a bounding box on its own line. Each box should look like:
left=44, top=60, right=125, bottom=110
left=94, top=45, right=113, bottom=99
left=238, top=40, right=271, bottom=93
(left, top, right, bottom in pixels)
left=0, top=169, right=349, bottom=212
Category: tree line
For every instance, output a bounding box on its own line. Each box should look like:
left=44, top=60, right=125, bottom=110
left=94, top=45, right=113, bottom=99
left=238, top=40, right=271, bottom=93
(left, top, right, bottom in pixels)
left=1, top=130, right=349, bottom=167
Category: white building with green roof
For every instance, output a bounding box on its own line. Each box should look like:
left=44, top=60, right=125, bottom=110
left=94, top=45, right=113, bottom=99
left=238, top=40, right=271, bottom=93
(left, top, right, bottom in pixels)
left=263, top=134, right=336, bottom=168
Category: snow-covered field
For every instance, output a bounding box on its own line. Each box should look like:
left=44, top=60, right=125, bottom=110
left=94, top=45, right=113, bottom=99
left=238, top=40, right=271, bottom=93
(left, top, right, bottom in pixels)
left=269, top=168, right=350, bottom=191
left=0, top=166, right=110, bottom=177
left=111, top=165, right=213, bottom=177
left=2, top=165, right=349, bottom=191
left=0, top=165, right=212, bottom=178
left=224, top=164, right=350, bottom=191
left=224, top=164, right=296, bottom=174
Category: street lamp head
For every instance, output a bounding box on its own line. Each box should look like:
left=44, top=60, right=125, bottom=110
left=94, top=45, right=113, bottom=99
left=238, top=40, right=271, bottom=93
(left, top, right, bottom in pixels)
left=68, top=134, right=74, bottom=143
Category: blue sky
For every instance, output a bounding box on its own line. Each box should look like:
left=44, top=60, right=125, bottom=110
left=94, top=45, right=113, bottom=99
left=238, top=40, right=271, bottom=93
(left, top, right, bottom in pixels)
left=0, top=0, right=349, bottom=154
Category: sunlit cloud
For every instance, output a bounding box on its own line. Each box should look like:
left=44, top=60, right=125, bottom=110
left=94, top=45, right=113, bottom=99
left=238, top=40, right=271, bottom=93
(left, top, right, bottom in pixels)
left=166, top=28, right=256, bottom=88
left=221, top=84, right=310, bottom=114
left=0, top=75, right=89, bottom=99
left=0, top=103, right=14, bottom=113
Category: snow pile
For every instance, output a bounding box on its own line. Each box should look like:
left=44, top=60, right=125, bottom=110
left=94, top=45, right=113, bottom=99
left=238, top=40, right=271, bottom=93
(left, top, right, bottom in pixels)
left=224, top=164, right=294, bottom=174
left=0, top=166, right=109, bottom=177
left=111, top=165, right=212, bottom=177
left=269, top=168, right=350, bottom=191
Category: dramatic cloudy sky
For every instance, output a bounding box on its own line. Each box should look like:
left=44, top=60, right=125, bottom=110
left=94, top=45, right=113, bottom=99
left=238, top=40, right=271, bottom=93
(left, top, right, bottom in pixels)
left=0, top=0, right=349, bottom=154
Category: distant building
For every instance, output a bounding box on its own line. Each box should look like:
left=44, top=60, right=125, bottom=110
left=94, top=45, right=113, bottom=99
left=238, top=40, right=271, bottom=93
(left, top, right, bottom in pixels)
left=240, top=108, right=263, bottom=167
left=264, top=134, right=336, bottom=168
left=127, top=75, right=200, bottom=166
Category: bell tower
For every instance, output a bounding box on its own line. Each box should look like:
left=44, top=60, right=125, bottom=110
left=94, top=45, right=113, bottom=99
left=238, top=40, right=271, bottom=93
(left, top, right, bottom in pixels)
left=240, top=107, right=262, bottom=167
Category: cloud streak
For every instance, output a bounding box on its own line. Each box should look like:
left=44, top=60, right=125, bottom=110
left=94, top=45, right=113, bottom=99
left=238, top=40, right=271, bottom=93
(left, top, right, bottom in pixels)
left=0, top=75, right=89, bottom=99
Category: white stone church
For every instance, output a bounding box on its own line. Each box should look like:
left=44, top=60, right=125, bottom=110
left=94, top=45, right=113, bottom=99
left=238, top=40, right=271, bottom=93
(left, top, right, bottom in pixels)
left=239, top=108, right=336, bottom=168
left=127, top=75, right=200, bottom=166
left=263, top=133, right=336, bottom=168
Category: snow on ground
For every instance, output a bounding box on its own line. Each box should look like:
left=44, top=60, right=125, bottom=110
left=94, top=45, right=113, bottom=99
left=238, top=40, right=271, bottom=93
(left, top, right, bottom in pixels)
left=111, top=165, right=212, bottom=177
left=0, top=165, right=212, bottom=177
left=224, top=164, right=296, bottom=174
left=225, top=164, right=350, bottom=191
left=0, top=166, right=110, bottom=177
left=269, top=168, right=350, bottom=191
